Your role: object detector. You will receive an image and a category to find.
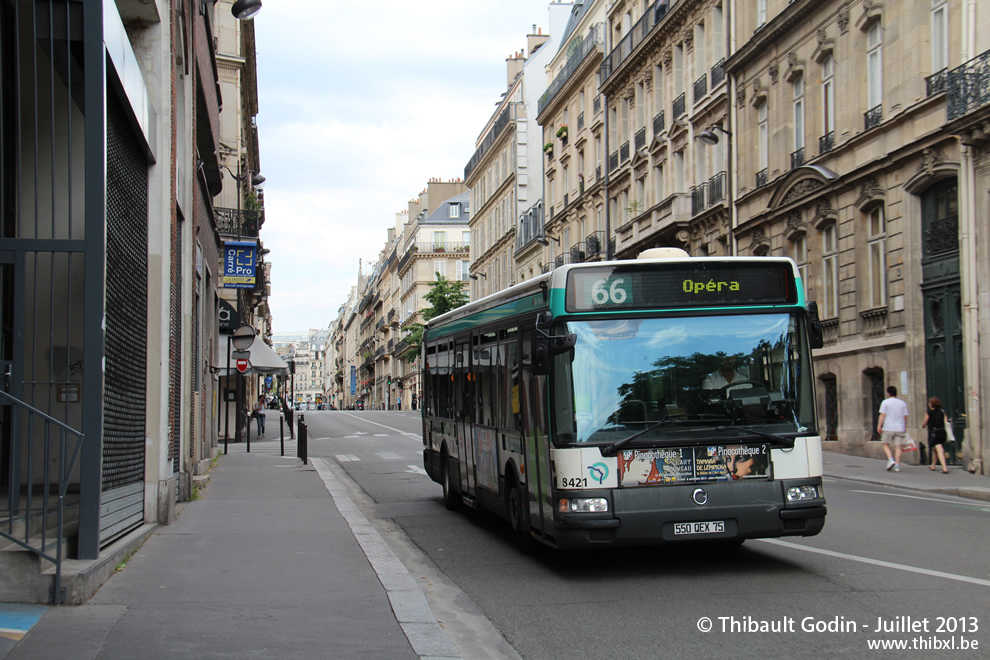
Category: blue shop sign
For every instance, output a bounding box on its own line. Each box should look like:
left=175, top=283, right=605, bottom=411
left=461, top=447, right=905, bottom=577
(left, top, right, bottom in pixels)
left=223, top=241, right=256, bottom=288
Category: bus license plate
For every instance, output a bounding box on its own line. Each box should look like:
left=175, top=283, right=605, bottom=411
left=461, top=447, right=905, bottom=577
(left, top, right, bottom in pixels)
left=674, top=521, right=725, bottom=536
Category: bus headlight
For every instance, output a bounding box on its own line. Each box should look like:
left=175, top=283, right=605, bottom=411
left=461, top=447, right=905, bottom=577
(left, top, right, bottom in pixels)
left=786, top=485, right=820, bottom=502
left=558, top=497, right=609, bottom=513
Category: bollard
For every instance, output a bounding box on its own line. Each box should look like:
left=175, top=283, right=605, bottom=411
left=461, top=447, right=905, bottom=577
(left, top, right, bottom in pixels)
left=297, top=419, right=308, bottom=465
left=280, top=414, right=285, bottom=457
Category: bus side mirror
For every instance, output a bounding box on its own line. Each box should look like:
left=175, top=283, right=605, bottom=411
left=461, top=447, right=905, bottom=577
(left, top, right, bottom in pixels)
left=533, top=333, right=577, bottom=375
left=807, top=302, right=824, bottom=350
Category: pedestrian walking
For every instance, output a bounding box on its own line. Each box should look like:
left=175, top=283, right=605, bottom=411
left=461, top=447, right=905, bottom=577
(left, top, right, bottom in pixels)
left=254, top=395, right=267, bottom=438
left=877, top=385, right=909, bottom=472
left=921, top=396, right=950, bottom=474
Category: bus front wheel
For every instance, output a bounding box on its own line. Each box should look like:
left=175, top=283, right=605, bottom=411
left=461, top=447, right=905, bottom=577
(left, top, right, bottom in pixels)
left=506, top=479, right=532, bottom=553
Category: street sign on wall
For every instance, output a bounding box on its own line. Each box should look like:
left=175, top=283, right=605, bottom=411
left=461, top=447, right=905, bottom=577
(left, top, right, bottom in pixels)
left=223, top=241, right=257, bottom=288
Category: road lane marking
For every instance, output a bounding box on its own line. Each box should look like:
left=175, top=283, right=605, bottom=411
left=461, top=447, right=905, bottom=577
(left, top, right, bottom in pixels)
left=339, top=412, right=414, bottom=436
left=405, top=465, right=427, bottom=475
left=335, top=454, right=361, bottom=462
left=377, top=452, right=403, bottom=460
left=849, top=489, right=990, bottom=509
left=758, top=538, right=990, bottom=587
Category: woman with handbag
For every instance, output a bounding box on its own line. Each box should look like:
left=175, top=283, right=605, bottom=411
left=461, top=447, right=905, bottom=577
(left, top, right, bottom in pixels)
left=254, top=395, right=267, bottom=438
left=921, top=396, right=949, bottom=473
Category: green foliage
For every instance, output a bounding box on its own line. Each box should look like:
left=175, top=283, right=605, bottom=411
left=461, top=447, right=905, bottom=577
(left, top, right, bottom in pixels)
left=423, top=274, right=469, bottom=322
left=403, top=324, right=424, bottom=363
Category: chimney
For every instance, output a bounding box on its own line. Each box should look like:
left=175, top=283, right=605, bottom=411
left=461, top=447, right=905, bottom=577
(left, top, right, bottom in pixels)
left=506, top=50, right=525, bottom=86
left=528, top=25, right=549, bottom=56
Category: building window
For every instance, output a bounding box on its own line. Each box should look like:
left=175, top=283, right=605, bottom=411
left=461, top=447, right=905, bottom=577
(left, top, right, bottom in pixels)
left=433, top=260, right=447, bottom=280
left=867, top=21, right=883, bottom=112
left=867, top=206, right=886, bottom=308
left=821, top=55, right=835, bottom=146
left=654, top=162, right=665, bottom=203
left=822, top=223, right=838, bottom=318
left=790, top=233, right=808, bottom=299
left=931, top=0, right=948, bottom=73
left=757, top=101, right=768, bottom=177
left=449, top=203, right=460, bottom=218
left=433, top=231, right=446, bottom=248
left=456, top=260, right=469, bottom=281
left=792, top=74, right=805, bottom=166
left=757, top=0, right=767, bottom=28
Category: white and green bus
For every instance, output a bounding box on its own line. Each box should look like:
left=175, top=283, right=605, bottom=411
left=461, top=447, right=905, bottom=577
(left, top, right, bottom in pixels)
left=422, top=250, right=827, bottom=549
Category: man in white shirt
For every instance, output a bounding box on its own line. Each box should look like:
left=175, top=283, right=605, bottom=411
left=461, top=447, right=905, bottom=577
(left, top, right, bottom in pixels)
left=878, top=385, right=909, bottom=472
left=702, top=355, right=749, bottom=390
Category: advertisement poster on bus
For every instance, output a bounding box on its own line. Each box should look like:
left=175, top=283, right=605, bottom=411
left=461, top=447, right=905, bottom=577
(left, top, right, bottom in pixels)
left=617, top=444, right=770, bottom=487
left=474, top=427, right=499, bottom=491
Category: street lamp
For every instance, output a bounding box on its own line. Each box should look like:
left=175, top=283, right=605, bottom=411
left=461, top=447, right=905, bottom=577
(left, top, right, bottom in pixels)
left=221, top=164, right=266, bottom=241
left=535, top=234, right=560, bottom=247
left=231, top=0, right=263, bottom=20
left=697, top=123, right=734, bottom=254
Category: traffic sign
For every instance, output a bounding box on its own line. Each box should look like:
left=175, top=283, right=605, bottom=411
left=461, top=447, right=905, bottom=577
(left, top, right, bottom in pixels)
left=236, top=358, right=249, bottom=373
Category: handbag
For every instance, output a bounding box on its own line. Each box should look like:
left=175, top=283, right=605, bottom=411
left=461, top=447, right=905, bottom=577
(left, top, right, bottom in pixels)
left=945, top=420, right=956, bottom=443
left=903, top=436, right=918, bottom=452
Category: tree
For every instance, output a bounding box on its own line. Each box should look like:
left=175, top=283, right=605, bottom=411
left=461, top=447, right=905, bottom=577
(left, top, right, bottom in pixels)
left=403, top=323, right=424, bottom=364
left=422, top=273, right=468, bottom=321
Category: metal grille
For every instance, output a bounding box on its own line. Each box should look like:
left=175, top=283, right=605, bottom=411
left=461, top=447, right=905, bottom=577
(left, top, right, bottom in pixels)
left=103, top=92, right=148, bottom=491
left=821, top=376, right=838, bottom=441
left=169, top=213, right=182, bottom=474
left=867, top=370, right=885, bottom=441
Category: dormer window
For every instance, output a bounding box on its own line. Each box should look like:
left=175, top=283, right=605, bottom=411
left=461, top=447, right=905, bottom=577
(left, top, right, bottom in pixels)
left=449, top=203, right=461, bottom=219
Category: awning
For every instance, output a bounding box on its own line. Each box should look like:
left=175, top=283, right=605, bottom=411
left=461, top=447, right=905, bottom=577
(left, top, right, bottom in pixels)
left=214, top=333, right=289, bottom=376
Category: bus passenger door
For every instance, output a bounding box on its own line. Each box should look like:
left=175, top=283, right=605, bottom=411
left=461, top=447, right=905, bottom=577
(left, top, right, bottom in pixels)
left=521, top=329, right=551, bottom=534
left=455, top=340, right=475, bottom=500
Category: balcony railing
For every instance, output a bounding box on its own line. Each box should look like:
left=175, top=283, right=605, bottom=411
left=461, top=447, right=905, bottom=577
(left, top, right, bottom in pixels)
left=711, top=58, right=725, bottom=88
left=790, top=147, right=805, bottom=170
left=577, top=112, right=585, bottom=131
left=620, top=141, right=630, bottom=163
left=926, top=68, right=948, bottom=97
left=693, top=74, right=707, bottom=103
left=756, top=168, right=768, bottom=188
left=412, top=242, right=470, bottom=254
left=691, top=183, right=708, bottom=215
left=609, top=150, right=619, bottom=172
left=634, top=127, right=646, bottom=151
left=563, top=193, right=569, bottom=207
left=214, top=207, right=263, bottom=238
left=653, top=110, right=665, bottom=136
left=864, top=104, right=882, bottom=130
left=708, top=171, right=726, bottom=205
left=594, top=94, right=602, bottom=114
left=672, top=92, right=686, bottom=119
left=947, top=48, right=990, bottom=121
left=819, top=131, right=834, bottom=155
left=464, top=104, right=512, bottom=180
left=538, top=24, right=604, bottom=115
left=596, top=164, right=602, bottom=181
left=570, top=242, right=586, bottom=263
left=586, top=231, right=604, bottom=258
left=600, top=0, right=682, bottom=83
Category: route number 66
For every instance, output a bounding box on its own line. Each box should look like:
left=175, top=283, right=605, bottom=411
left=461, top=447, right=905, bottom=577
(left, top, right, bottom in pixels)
left=591, top=278, right=627, bottom=305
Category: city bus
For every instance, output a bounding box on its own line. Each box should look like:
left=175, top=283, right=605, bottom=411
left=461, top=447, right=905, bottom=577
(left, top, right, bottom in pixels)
left=421, top=249, right=827, bottom=549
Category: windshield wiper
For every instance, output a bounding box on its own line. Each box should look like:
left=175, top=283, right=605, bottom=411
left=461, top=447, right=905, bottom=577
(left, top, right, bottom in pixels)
left=713, top=424, right=796, bottom=448
left=597, top=416, right=698, bottom=456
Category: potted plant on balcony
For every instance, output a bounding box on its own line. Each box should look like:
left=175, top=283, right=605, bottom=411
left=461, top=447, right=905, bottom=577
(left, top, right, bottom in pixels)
left=544, top=142, right=554, bottom=154
left=556, top=124, right=568, bottom=138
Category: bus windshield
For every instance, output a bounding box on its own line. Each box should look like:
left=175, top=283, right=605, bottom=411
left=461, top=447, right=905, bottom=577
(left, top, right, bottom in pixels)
left=551, top=313, right=818, bottom=446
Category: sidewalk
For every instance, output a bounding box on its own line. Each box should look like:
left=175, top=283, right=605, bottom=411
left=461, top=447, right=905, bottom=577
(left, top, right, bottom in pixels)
left=822, top=450, right=990, bottom=502
left=1, top=439, right=460, bottom=660
left=2, top=443, right=987, bottom=659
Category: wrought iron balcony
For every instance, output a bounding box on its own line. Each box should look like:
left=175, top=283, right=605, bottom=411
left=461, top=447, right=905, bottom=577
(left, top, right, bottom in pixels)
left=214, top=207, right=263, bottom=238
left=947, top=48, right=990, bottom=120
left=570, top=242, right=586, bottom=263
left=600, top=0, right=681, bottom=85
left=609, top=151, right=619, bottom=172
left=864, top=104, right=882, bottom=130
left=926, top=68, right=948, bottom=97
left=577, top=112, right=585, bottom=131
left=708, top=171, right=726, bottom=205
left=620, top=141, right=630, bottom=163
left=756, top=168, right=768, bottom=188
left=790, top=147, right=805, bottom=170
left=594, top=94, right=602, bottom=114
left=711, top=58, right=725, bottom=88
left=653, top=110, right=665, bottom=136
left=586, top=231, right=604, bottom=258
left=819, top=131, right=834, bottom=155
left=691, top=183, right=708, bottom=215
left=672, top=92, right=686, bottom=119
left=693, top=74, right=707, bottom=103
left=634, top=127, right=646, bottom=151
left=538, top=24, right=604, bottom=115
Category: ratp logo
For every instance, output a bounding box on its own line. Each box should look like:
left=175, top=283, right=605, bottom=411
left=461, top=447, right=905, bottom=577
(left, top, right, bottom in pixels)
left=587, top=463, right=608, bottom=484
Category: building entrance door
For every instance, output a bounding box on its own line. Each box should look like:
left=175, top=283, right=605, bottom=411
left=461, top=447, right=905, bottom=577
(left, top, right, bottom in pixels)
left=920, top=180, right=964, bottom=462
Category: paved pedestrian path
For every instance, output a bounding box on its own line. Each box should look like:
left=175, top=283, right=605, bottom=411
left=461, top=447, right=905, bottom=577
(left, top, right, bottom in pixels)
left=1, top=444, right=987, bottom=659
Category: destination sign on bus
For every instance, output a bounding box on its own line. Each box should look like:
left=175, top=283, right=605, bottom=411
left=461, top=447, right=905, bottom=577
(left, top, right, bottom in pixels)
left=565, top=261, right=797, bottom=312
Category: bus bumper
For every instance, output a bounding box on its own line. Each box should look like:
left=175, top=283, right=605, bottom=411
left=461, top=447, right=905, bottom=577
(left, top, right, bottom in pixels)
left=548, top=478, right=826, bottom=549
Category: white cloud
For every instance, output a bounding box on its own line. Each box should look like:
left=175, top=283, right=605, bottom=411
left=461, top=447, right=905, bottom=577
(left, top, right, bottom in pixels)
left=252, top=1, right=558, bottom=333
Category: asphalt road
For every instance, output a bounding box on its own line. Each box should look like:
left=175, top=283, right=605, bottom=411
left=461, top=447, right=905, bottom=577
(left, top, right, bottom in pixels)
left=304, top=410, right=990, bottom=659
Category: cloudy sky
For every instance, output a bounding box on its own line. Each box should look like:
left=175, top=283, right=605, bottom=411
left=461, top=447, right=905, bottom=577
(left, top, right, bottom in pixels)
left=254, top=1, right=563, bottom=335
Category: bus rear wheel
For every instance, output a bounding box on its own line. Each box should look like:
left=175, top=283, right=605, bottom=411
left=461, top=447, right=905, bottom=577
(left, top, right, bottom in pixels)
left=441, top=449, right=459, bottom=510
